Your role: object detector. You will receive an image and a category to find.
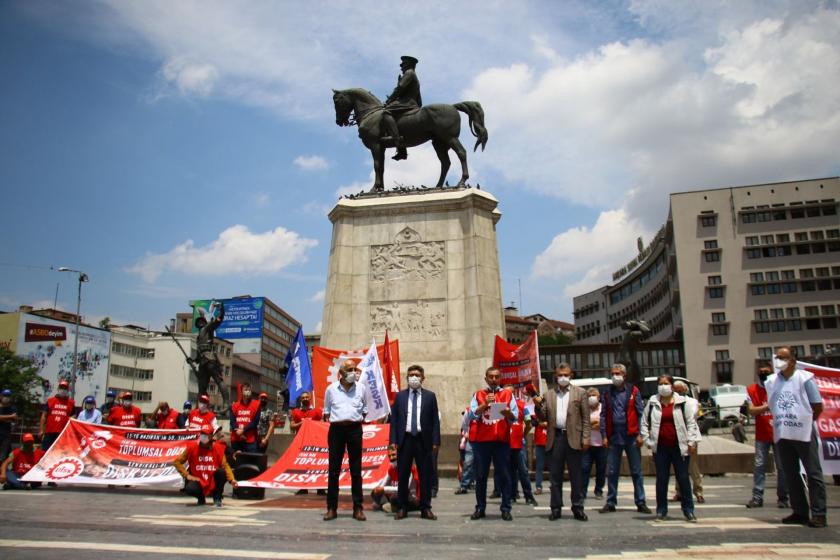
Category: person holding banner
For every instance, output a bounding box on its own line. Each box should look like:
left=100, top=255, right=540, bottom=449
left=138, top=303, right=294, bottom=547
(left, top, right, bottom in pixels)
left=174, top=424, right=237, bottom=507
left=469, top=367, right=517, bottom=521
left=323, top=360, right=369, bottom=522
left=389, top=365, right=441, bottom=520
left=154, top=402, right=180, bottom=429
left=1, top=433, right=44, bottom=490
left=765, top=346, right=827, bottom=528
left=230, top=383, right=261, bottom=453
left=107, top=392, right=142, bottom=428
left=188, top=395, right=218, bottom=432
left=76, top=396, right=102, bottom=425
left=40, top=380, right=76, bottom=451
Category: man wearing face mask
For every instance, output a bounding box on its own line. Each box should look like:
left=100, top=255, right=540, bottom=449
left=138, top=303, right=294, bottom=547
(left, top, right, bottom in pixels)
left=389, top=365, right=441, bottom=520
left=99, top=389, right=117, bottom=417
left=77, top=396, right=102, bottom=424
left=1, top=433, right=44, bottom=490
left=107, top=392, right=142, bottom=427
left=230, top=383, right=261, bottom=453
left=469, top=367, right=517, bottom=521
left=155, top=401, right=180, bottom=429
left=174, top=424, right=237, bottom=507
left=40, top=380, right=76, bottom=451
left=291, top=391, right=323, bottom=434
left=256, top=393, right=278, bottom=454
left=188, top=395, right=219, bottom=432
left=765, top=346, right=827, bottom=528
left=745, top=363, right=789, bottom=509
left=535, top=364, right=590, bottom=521
left=599, top=364, right=651, bottom=514
left=0, top=389, right=18, bottom=463
left=323, top=360, right=369, bottom=521
left=177, top=401, right=192, bottom=429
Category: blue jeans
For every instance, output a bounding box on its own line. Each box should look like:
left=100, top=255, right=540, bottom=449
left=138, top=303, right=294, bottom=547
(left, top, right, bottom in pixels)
left=459, top=441, right=475, bottom=489
left=752, top=439, right=787, bottom=502
left=534, top=445, right=546, bottom=489
left=472, top=441, right=511, bottom=513
left=653, top=445, right=693, bottom=516
left=606, top=437, right=646, bottom=506
left=582, top=445, right=607, bottom=498
left=4, top=468, right=41, bottom=489
left=510, top=447, right=533, bottom=498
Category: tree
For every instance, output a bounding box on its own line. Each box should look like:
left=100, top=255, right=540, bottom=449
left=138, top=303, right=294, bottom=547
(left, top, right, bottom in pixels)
left=99, top=316, right=111, bottom=329
left=538, top=332, right=574, bottom=347
left=0, top=347, right=43, bottom=425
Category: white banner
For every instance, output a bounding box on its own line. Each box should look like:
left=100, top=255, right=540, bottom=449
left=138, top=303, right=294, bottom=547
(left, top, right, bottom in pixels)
left=358, top=339, right=390, bottom=421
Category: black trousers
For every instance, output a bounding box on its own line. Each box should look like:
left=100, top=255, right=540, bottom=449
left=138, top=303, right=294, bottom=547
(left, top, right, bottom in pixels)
left=397, top=433, right=434, bottom=511
left=185, top=469, right=227, bottom=502
left=327, top=422, right=363, bottom=510
left=549, top=430, right=584, bottom=512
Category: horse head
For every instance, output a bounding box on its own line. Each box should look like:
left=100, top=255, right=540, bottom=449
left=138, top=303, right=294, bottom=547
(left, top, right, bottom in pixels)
left=332, top=88, right=383, bottom=127
left=333, top=89, right=354, bottom=127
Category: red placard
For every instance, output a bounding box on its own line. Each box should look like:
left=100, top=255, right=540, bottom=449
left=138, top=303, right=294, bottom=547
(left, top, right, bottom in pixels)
left=493, top=331, right=540, bottom=388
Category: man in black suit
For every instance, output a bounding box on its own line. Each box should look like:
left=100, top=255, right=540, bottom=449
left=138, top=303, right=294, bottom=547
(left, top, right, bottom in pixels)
left=389, top=364, right=441, bottom=520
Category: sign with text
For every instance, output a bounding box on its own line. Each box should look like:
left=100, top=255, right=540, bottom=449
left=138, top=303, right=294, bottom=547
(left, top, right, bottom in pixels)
left=493, top=331, right=540, bottom=388
left=310, top=340, right=400, bottom=405
left=801, top=361, right=840, bottom=475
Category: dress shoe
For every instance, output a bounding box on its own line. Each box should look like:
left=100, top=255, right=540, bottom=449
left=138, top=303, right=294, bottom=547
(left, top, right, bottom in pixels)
left=746, top=499, right=763, bottom=508
left=454, top=487, right=468, bottom=495
left=777, top=499, right=789, bottom=508
left=808, top=515, right=827, bottom=528
left=636, top=503, right=652, bottom=514
left=501, top=511, right=513, bottom=521
left=525, top=496, right=539, bottom=506
left=599, top=504, right=616, bottom=513
left=323, top=509, right=337, bottom=521
left=394, top=509, right=407, bottom=520
left=684, top=512, right=697, bottom=523
left=421, top=509, right=438, bottom=520
left=470, top=510, right=486, bottom=520
left=548, top=509, right=562, bottom=521
left=352, top=507, right=366, bottom=521
left=695, top=495, right=705, bottom=504
left=655, top=514, right=667, bottom=522
left=572, top=509, right=588, bottom=522
left=593, top=491, right=604, bottom=500
left=781, top=513, right=809, bottom=525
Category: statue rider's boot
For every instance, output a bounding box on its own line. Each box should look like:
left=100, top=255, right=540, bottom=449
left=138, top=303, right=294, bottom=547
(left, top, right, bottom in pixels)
left=392, top=140, right=408, bottom=161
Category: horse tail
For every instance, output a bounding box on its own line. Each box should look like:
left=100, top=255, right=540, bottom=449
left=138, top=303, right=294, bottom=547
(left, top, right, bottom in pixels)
left=454, top=101, right=488, bottom=152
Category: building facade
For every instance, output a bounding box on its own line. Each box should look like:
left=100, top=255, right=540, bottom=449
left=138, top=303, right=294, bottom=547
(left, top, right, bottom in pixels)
left=573, top=177, right=839, bottom=388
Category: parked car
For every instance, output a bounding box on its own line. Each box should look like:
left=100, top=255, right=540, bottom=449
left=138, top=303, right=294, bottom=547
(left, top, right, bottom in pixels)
left=708, top=383, right=749, bottom=427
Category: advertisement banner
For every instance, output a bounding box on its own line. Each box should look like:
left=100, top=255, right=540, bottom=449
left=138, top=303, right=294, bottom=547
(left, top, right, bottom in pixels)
left=493, top=331, right=540, bottom=388
left=311, top=340, right=400, bottom=405
left=22, top=419, right=198, bottom=486
left=800, top=361, right=840, bottom=475
left=16, top=313, right=110, bottom=401
left=238, top=419, right=390, bottom=490
left=190, top=297, right=264, bottom=340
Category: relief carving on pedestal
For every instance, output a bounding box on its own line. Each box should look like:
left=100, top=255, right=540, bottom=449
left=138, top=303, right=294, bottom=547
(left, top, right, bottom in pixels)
left=370, top=227, right=445, bottom=284
left=370, top=299, right=446, bottom=340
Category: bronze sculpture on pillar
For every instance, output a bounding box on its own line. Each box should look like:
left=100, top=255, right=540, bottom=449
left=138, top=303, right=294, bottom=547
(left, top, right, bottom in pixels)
left=188, top=300, right=230, bottom=407
left=618, top=320, right=651, bottom=386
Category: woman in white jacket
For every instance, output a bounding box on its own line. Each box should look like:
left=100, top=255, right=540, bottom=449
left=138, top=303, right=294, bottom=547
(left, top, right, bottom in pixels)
left=641, top=375, right=701, bottom=522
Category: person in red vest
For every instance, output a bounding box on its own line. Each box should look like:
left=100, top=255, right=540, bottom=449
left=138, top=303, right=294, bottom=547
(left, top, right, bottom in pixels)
left=174, top=424, right=237, bottom=507
left=188, top=395, right=218, bottom=432
left=532, top=408, right=548, bottom=495
left=745, top=362, right=789, bottom=509
left=1, top=433, right=44, bottom=490
left=230, top=383, right=261, bottom=453
left=39, top=380, right=76, bottom=451
left=290, top=391, right=323, bottom=433
left=154, top=401, right=180, bottom=429
left=107, top=392, right=142, bottom=427
left=505, top=385, right=538, bottom=506
left=468, top=366, right=517, bottom=521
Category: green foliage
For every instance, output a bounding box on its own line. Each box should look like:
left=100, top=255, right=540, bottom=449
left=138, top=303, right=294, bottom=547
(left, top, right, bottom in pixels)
left=538, top=333, right=574, bottom=347
left=98, top=316, right=111, bottom=329
left=0, top=347, right=43, bottom=424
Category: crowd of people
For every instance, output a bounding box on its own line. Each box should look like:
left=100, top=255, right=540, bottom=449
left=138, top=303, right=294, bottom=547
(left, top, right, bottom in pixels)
left=0, top=345, right=829, bottom=528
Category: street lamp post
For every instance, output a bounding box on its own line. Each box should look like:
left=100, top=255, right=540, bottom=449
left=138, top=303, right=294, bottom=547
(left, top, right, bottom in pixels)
left=58, top=267, right=89, bottom=397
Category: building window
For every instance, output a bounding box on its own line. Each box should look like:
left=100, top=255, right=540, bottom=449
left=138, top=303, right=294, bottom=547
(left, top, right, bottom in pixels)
left=806, top=318, right=821, bottom=330
left=827, top=229, right=840, bottom=239
left=790, top=207, right=805, bottom=219
left=811, top=230, right=825, bottom=241
left=700, top=214, right=717, bottom=227
left=741, top=212, right=757, bottom=224
left=782, top=282, right=798, bottom=293
left=745, top=236, right=759, bottom=246
left=712, top=312, right=726, bottom=323
left=800, top=268, right=814, bottom=278
left=754, top=309, right=769, bottom=320
left=761, top=235, right=774, bottom=245
left=773, top=210, right=787, bottom=221
left=704, top=240, right=719, bottom=249
left=824, top=317, right=838, bottom=329
left=766, top=271, right=779, bottom=281
left=754, top=322, right=770, bottom=333
left=746, top=248, right=761, bottom=259
left=766, top=283, right=781, bottom=294
left=714, top=350, right=732, bottom=383
left=787, top=319, right=802, bottom=331
left=758, top=347, right=773, bottom=359
left=708, top=275, right=722, bottom=286
left=704, top=250, right=720, bottom=262
left=776, top=245, right=792, bottom=256
left=709, top=287, right=724, bottom=298
left=823, top=305, right=837, bottom=315
left=786, top=307, right=800, bottom=318
left=811, top=344, right=825, bottom=356
left=749, top=272, right=764, bottom=282
left=750, top=285, right=766, bottom=295
left=824, top=204, right=838, bottom=216
left=711, top=324, right=729, bottom=336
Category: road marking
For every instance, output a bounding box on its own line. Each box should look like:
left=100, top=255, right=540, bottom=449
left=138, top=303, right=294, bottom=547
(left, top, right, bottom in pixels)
left=0, top=540, right=328, bottom=559
left=549, top=542, right=840, bottom=559
left=643, top=516, right=785, bottom=530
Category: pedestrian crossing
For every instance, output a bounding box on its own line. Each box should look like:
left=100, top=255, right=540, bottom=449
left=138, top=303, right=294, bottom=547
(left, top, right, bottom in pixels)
left=0, top=540, right=329, bottom=559
left=548, top=542, right=840, bottom=559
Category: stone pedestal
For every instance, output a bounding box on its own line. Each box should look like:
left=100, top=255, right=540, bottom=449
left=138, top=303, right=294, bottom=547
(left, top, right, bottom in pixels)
left=320, top=187, right=505, bottom=432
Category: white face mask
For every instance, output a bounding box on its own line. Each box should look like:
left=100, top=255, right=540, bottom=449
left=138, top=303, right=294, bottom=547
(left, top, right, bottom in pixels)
left=343, top=371, right=357, bottom=384
left=773, top=357, right=788, bottom=371
left=123, top=401, right=133, bottom=408
left=57, top=389, right=68, bottom=398
left=242, top=390, right=252, bottom=399
left=556, top=376, right=570, bottom=387
left=407, top=376, right=422, bottom=389
left=199, top=435, right=210, bottom=444
left=658, top=385, right=672, bottom=398
left=611, top=375, right=624, bottom=386
left=588, top=396, right=599, bottom=406
left=198, top=403, right=208, bottom=412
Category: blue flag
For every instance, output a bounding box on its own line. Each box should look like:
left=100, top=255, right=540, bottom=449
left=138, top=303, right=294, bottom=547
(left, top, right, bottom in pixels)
left=284, top=327, right=313, bottom=408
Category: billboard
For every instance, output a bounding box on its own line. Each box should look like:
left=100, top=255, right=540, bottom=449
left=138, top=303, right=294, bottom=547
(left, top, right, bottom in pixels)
left=16, top=313, right=111, bottom=401
left=189, top=297, right=264, bottom=354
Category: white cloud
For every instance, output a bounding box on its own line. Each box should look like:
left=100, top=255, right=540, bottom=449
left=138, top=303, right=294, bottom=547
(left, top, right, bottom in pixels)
left=308, top=290, right=325, bottom=302
left=313, top=320, right=322, bottom=333
left=293, top=155, right=329, bottom=171
left=162, top=57, right=219, bottom=96
left=127, top=224, right=318, bottom=283
left=252, top=192, right=270, bottom=207
left=532, top=209, right=652, bottom=298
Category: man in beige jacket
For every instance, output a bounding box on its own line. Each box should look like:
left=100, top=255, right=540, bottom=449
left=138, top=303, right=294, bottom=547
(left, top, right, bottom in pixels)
left=535, top=363, right=591, bottom=521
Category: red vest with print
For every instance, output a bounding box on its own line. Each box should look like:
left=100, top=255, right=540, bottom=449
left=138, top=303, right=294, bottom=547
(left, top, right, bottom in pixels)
left=12, top=448, right=45, bottom=476
left=747, top=383, right=774, bottom=442
left=108, top=405, right=142, bottom=427
left=470, top=388, right=514, bottom=443
left=604, top=385, right=640, bottom=438
left=156, top=409, right=180, bottom=429
left=186, top=441, right=224, bottom=496
left=231, top=399, right=260, bottom=443
left=534, top=423, right=547, bottom=447
left=508, top=398, right=525, bottom=449
left=187, top=409, right=216, bottom=431
left=45, top=396, right=75, bottom=433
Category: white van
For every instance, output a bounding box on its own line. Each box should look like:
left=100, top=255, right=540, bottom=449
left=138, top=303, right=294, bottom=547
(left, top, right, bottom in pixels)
left=708, top=384, right=748, bottom=425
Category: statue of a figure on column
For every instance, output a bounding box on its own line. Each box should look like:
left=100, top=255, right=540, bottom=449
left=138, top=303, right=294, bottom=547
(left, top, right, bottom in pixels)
left=618, top=320, right=651, bottom=386
left=189, top=301, right=230, bottom=407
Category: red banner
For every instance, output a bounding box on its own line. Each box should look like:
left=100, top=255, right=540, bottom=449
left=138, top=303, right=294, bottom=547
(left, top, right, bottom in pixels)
left=493, top=331, right=540, bottom=388
left=311, top=340, right=400, bottom=405
left=239, top=419, right=390, bottom=490
left=22, top=419, right=198, bottom=485
left=800, top=361, right=840, bottom=475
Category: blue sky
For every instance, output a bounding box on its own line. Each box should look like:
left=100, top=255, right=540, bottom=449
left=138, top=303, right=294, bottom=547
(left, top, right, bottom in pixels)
left=2, top=1, right=838, bottom=333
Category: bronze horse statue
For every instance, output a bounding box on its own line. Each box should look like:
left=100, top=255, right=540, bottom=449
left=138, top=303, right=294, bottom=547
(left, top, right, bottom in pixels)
left=332, top=88, right=488, bottom=192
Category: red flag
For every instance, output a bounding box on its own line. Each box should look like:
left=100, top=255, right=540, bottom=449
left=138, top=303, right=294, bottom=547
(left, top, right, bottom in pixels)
left=493, top=330, right=539, bottom=388
left=311, top=340, right=400, bottom=405
left=383, top=331, right=400, bottom=404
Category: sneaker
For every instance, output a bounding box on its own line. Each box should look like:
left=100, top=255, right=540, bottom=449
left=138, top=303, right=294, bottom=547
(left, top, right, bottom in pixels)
left=746, top=499, right=763, bottom=509
left=525, top=496, right=538, bottom=506
left=593, top=491, right=604, bottom=500
left=501, top=511, right=513, bottom=521
left=599, top=504, right=616, bottom=513
left=684, top=512, right=697, bottom=523
left=470, top=510, right=486, bottom=520
left=777, top=499, right=789, bottom=509
left=637, top=503, right=652, bottom=514
left=655, top=514, right=668, bottom=522
left=213, top=498, right=222, bottom=508
left=382, top=503, right=392, bottom=513
left=782, top=513, right=809, bottom=525
left=2, top=483, right=10, bottom=490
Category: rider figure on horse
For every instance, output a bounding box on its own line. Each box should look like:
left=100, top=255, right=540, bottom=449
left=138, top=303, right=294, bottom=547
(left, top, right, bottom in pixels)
left=383, top=55, right=422, bottom=161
